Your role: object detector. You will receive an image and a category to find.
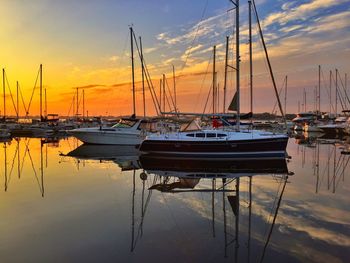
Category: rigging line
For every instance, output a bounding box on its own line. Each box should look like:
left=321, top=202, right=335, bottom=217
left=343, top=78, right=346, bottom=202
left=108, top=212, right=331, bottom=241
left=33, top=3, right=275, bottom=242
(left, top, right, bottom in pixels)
left=260, top=175, right=288, bottom=263
left=4, top=72, right=18, bottom=116
left=27, top=66, right=41, bottom=116
left=337, top=70, right=350, bottom=107
left=335, top=156, right=350, bottom=189
left=67, top=94, right=75, bottom=117
left=331, top=72, right=346, bottom=111
left=263, top=176, right=284, bottom=239
left=320, top=69, right=335, bottom=113
left=165, top=77, right=177, bottom=112
left=18, top=83, right=29, bottom=116
left=26, top=143, right=42, bottom=193
left=6, top=145, right=19, bottom=186
left=132, top=30, right=161, bottom=115
left=179, top=0, right=209, bottom=75
left=318, top=146, right=335, bottom=187
left=164, top=88, right=172, bottom=113
left=194, top=55, right=212, bottom=112
left=202, top=83, right=213, bottom=115
left=271, top=77, right=286, bottom=114
left=252, top=0, right=286, bottom=127
left=20, top=139, right=31, bottom=174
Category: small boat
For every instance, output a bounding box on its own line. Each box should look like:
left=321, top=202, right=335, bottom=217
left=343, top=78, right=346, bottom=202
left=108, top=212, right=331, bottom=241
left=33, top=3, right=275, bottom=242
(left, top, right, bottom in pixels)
left=318, top=116, right=348, bottom=135
left=69, top=117, right=156, bottom=145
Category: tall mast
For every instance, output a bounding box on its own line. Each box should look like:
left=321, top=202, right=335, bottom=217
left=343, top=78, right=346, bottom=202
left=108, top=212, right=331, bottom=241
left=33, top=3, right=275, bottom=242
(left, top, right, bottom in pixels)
left=76, top=87, right=79, bottom=118
left=2, top=69, right=5, bottom=120
left=284, top=75, right=288, bottom=116
left=235, top=0, right=240, bottom=130
left=162, top=74, right=166, bottom=112
left=44, top=88, right=47, bottom=117
left=329, top=70, right=332, bottom=115
left=82, top=89, right=85, bottom=119
left=223, top=36, right=229, bottom=113
left=159, top=79, right=162, bottom=113
left=130, top=26, right=136, bottom=117
left=335, top=68, right=338, bottom=116
left=40, top=64, right=43, bottom=120
left=318, top=65, right=321, bottom=113
left=16, top=81, right=19, bottom=120
left=172, top=65, right=177, bottom=112
left=139, top=36, right=146, bottom=118
left=249, top=1, right=253, bottom=117
left=212, top=45, right=216, bottom=114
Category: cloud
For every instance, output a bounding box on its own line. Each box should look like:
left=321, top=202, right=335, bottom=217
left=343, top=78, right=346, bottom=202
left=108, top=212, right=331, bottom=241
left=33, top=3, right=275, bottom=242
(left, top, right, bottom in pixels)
left=72, top=84, right=105, bottom=90
left=262, top=0, right=348, bottom=27
left=109, top=55, right=119, bottom=62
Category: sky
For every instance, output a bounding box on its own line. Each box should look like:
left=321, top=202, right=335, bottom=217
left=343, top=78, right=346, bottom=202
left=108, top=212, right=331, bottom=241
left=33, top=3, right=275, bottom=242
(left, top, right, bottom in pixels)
left=0, top=0, right=349, bottom=117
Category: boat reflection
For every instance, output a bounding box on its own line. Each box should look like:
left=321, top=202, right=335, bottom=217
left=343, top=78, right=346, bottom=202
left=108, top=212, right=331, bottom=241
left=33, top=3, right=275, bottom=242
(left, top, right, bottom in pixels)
left=133, top=157, right=291, bottom=261
left=65, top=144, right=141, bottom=171
left=139, top=155, right=289, bottom=179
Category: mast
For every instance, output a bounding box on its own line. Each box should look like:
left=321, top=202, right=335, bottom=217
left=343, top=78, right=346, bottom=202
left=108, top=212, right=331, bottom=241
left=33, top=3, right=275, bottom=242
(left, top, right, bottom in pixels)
left=130, top=26, right=136, bottom=116
left=211, top=179, right=216, bottom=237
left=139, top=36, right=146, bottom=118
left=76, top=88, right=79, bottom=118
left=304, top=88, right=306, bottom=112
left=173, top=65, right=177, bottom=112
left=44, top=88, right=47, bottom=117
left=82, top=89, right=85, bottom=120
left=163, top=74, right=166, bottom=112
left=159, top=78, right=162, bottom=113
left=284, top=75, right=288, bottom=116
left=223, top=36, right=229, bottom=113
left=335, top=68, right=338, bottom=116
left=235, top=0, right=240, bottom=130
left=212, top=45, right=216, bottom=114
left=3, top=69, right=5, bottom=120
left=329, top=70, right=332, bottom=115
left=249, top=1, right=253, bottom=117
left=16, top=81, right=19, bottom=120
left=318, top=65, right=321, bottom=113
left=40, top=64, right=43, bottom=120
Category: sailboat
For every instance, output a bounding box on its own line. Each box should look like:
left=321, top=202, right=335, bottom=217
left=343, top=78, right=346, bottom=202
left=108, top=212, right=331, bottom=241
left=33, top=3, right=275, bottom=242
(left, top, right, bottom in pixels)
left=69, top=27, right=158, bottom=145
left=139, top=1, right=288, bottom=159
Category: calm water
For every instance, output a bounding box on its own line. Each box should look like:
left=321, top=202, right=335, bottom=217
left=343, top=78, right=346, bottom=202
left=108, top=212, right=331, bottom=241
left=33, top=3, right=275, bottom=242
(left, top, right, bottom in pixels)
left=0, top=135, right=349, bottom=263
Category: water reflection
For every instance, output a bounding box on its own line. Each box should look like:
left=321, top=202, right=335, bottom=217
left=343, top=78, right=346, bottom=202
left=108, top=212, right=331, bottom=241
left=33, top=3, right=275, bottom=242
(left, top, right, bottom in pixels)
left=0, top=136, right=349, bottom=262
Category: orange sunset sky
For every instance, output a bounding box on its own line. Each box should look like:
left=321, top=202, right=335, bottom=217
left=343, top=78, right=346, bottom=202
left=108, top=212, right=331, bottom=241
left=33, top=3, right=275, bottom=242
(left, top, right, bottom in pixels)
left=1, top=0, right=349, bottom=117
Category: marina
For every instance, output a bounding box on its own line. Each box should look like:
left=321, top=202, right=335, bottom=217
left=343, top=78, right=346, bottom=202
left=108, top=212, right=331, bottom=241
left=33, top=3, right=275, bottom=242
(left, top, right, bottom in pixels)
left=1, top=0, right=350, bottom=262
left=0, top=136, right=349, bottom=262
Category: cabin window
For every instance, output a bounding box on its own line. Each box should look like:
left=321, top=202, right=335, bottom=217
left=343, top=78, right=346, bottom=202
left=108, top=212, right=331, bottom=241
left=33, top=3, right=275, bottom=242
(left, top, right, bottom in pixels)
left=206, top=133, right=216, bottom=137
left=217, top=133, right=227, bottom=137
left=196, top=133, right=206, bottom=138
left=186, top=133, right=195, bottom=137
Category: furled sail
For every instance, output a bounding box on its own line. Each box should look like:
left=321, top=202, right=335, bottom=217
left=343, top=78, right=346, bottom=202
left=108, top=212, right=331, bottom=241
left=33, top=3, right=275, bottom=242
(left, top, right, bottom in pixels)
left=228, top=92, right=238, bottom=111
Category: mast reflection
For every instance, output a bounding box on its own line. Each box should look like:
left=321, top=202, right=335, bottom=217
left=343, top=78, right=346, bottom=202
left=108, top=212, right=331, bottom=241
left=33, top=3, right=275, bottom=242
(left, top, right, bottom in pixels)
left=139, top=155, right=290, bottom=261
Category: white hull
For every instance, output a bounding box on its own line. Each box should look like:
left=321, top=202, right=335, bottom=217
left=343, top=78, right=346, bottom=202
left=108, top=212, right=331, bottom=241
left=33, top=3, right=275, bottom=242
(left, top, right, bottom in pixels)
left=69, top=129, right=144, bottom=145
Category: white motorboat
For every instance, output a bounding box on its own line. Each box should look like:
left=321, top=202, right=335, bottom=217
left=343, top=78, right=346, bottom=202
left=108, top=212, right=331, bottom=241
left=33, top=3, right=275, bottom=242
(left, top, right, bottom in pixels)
left=69, top=117, right=156, bottom=145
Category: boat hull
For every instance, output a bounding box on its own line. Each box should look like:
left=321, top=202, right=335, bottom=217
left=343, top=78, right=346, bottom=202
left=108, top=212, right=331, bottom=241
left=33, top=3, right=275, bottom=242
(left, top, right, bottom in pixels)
left=139, top=137, right=288, bottom=159
left=69, top=130, right=143, bottom=145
